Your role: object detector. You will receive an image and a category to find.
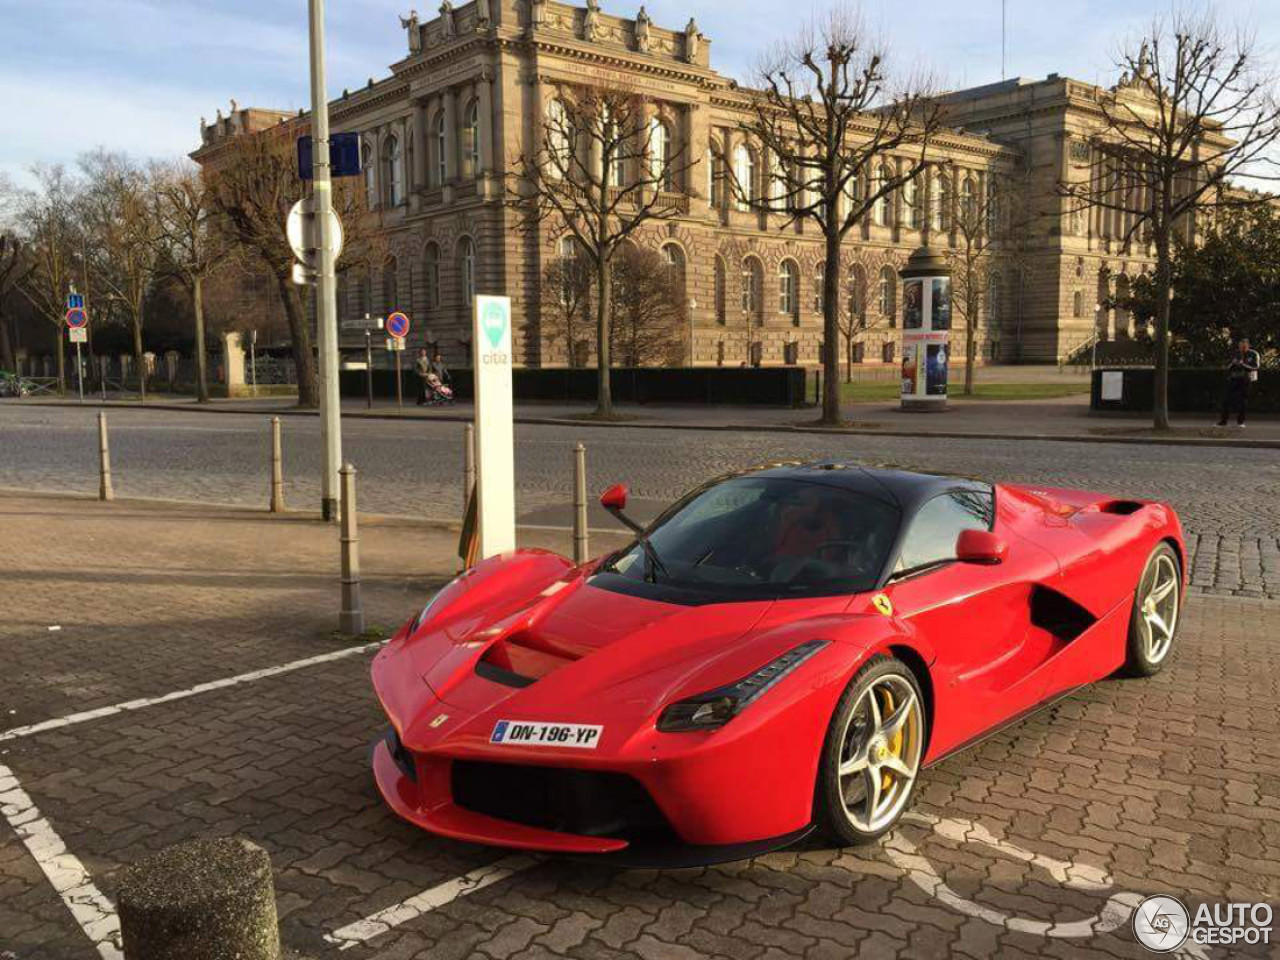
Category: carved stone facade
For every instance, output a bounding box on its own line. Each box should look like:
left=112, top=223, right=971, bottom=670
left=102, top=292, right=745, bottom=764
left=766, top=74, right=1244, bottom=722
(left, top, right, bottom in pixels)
left=193, top=1, right=1202, bottom=367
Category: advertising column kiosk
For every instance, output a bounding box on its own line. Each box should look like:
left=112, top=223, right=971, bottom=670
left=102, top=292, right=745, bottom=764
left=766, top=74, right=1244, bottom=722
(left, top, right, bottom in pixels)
left=899, top=246, right=952, bottom=412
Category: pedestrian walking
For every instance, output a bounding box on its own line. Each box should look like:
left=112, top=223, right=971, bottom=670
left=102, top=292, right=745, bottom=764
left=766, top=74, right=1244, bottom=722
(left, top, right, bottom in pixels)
left=1217, top=337, right=1260, bottom=428
left=414, top=348, right=431, bottom=406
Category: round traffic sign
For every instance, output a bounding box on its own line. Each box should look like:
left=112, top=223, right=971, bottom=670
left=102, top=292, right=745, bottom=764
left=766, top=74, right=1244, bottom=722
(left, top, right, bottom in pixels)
left=65, top=307, right=88, bottom=329
left=386, top=311, right=411, bottom=340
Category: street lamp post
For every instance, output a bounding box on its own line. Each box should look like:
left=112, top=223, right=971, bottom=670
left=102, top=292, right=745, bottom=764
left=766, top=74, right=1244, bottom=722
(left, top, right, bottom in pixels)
left=308, top=0, right=344, bottom=523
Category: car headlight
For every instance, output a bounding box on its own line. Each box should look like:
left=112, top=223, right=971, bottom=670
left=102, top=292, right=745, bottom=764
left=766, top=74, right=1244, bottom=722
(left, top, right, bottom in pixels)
left=657, top=640, right=830, bottom=733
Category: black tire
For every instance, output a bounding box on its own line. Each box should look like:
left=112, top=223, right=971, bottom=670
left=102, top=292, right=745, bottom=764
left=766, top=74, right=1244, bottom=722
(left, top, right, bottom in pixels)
left=1120, top=542, right=1182, bottom=678
left=815, top=654, right=928, bottom=846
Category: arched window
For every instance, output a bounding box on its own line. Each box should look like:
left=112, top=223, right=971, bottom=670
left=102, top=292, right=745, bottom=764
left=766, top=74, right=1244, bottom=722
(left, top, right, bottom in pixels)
left=960, top=176, right=976, bottom=226
left=648, top=116, right=671, bottom=189
left=779, top=260, right=799, bottom=323
left=904, top=178, right=919, bottom=229
left=359, top=269, right=373, bottom=319
left=931, top=174, right=951, bottom=232
left=813, top=263, right=826, bottom=314
left=382, top=258, right=399, bottom=313
left=662, top=243, right=686, bottom=303
left=733, top=144, right=756, bottom=211
left=458, top=236, right=476, bottom=307
left=872, top=165, right=891, bottom=227
left=741, top=256, right=763, bottom=323
left=878, top=266, right=896, bottom=319
left=1072, top=290, right=1083, bottom=318
left=547, top=99, right=570, bottom=178
left=847, top=265, right=867, bottom=325
left=600, top=104, right=623, bottom=187
left=363, top=142, right=377, bottom=206
left=988, top=272, right=1002, bottom=325
left=385, top=136, right=404, bottom=207
left=423, top=242, right=441, bottom=312
left=464, top=100, right=481, bottom=178
left=768, top=149, right=787, bottom=207
left=713, top=255, right=727, bottom=325
left=434, top=111, right=447, bottom=185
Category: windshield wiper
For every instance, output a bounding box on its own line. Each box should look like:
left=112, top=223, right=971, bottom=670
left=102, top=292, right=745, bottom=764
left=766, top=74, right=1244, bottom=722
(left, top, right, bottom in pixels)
left=638, top=534, right=669, bottom=583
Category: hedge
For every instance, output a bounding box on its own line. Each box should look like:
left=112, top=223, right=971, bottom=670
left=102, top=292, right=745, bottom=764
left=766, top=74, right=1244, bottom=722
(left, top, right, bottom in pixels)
left=1091, top=368, right=1280, bottom=413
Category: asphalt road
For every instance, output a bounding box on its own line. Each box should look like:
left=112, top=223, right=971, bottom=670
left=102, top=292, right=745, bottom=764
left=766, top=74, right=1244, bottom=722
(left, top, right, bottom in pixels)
left=1, top=403, right=1278, bottom=596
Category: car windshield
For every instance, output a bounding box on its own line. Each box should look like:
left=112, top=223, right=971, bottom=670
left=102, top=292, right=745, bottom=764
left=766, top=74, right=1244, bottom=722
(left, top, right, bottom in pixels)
left=595, top=477, right=900, bottom=602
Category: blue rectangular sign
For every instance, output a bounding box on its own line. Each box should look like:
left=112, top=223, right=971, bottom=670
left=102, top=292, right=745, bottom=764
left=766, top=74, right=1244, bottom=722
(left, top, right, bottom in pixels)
left=298, top=133, right=363, bottom=181
left=67, top=294, right=84, bottom=310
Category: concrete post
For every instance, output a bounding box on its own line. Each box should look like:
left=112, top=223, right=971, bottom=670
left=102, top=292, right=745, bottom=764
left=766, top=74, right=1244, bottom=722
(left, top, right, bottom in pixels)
left=463, top=422, right=476, bottom=505
left=573, top=442, right=589, bottom=564
left=98, top=412, right=114, bottom=502
left=118, top=837, right=281, bottom=960
left=339, top=463, right=365, bottom=635
left=269, top=418, right=285, bottom=513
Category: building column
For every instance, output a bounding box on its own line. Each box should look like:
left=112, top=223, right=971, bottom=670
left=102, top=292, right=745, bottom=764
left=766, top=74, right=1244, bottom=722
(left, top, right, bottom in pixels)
left=412, top=99, right=429, bottom=210
left=478, top=69, right=496, bottom=187
left=442, top=86, right=458, bottom=203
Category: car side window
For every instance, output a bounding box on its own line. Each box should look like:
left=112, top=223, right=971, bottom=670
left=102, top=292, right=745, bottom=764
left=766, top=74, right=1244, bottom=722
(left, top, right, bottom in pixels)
left=895, top=490, right=995, bottom=573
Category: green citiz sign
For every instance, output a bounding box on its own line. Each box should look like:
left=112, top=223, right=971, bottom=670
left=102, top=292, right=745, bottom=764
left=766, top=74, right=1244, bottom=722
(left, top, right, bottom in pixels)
left=481, top=301, right=509, bottom=349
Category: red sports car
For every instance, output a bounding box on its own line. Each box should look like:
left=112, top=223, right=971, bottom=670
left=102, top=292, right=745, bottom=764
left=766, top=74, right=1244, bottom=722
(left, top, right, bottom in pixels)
left=371, top=463, right=1185, bottom=864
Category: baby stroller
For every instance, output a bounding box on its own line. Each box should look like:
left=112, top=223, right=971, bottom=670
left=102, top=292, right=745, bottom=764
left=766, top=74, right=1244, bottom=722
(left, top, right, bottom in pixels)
left=425, top=372, right=455, bottom=405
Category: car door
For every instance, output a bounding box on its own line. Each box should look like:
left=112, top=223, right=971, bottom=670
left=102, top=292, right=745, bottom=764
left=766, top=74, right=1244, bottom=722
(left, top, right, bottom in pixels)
left=879, top=490, right=1059, bottom=760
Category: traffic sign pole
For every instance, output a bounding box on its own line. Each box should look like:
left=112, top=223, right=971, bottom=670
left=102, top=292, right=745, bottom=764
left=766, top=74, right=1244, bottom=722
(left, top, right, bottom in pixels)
left=308, top=0, right=343, bottom=523
left=75, top=342, right=84, bottom=403
left=364, top=331, right=373, bottom=410
left=394, top=344, right=403, bottom=411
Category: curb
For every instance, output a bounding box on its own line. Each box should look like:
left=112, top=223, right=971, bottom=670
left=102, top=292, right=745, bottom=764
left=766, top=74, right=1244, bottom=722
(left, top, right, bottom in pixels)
left=17, top=399, right=1280, bottom=450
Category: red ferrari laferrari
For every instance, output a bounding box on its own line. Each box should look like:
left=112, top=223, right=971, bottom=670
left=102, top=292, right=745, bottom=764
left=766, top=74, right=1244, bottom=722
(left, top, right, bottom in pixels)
left=371, top=463, right=1185, bottom=864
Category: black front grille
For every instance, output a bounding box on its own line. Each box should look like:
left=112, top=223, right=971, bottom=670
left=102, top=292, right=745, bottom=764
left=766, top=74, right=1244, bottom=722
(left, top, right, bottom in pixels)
left=451, top=761, right=675, bottom=842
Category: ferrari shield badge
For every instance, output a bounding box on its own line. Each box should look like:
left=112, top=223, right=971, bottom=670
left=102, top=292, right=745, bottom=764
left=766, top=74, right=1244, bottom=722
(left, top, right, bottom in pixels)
left=872, top=594, right=894, bottom=617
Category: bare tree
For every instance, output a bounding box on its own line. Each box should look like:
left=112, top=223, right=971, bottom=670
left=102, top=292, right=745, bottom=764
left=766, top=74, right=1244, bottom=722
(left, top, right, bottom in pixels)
left=609, top=245, right=686, bottom=367
left=206, top=128, right=375, bottom=408
left=947, top=169, right=1028, bottom=394
left=541, top=242, right=595, bottom=366
left=831, top=261, right=891, bottom=382
left=151, top=161, right=228, bottom=402
left=80, top=151, right=162, bottom=400
left=723, top=9, right=944, bottom=423
left=1058, top=11, right=1280, bottom=429
left=17, top=164, right=80, bottom=394
left=509, top=85, right=694, bottom=416
left=0, top=234, right=32, bottom=372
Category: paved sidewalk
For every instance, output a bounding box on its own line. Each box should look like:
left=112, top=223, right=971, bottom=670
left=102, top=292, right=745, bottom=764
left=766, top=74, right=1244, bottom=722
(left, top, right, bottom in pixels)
left=1, top=493, right=1277, bottom=960
left=19, top=392, right=1280, bottom=448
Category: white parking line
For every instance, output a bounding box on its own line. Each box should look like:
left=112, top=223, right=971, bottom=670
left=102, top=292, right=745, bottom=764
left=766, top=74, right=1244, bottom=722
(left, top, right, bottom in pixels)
left=323, top=855, right=538, bottom=951
left=0, top=764, right=122, bottom=960
left=0, top=641, right=385, bottom=743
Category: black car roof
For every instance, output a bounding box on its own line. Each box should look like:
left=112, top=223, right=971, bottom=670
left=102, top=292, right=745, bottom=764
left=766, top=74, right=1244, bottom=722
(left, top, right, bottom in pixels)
left=733, top=461, right=991, bottom=515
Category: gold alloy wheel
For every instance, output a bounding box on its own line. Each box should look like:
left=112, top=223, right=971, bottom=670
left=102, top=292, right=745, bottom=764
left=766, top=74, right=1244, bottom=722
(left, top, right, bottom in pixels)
left=836, top=673, right=923, bottom=834
left=1139, top=553, right=1180, bottom=665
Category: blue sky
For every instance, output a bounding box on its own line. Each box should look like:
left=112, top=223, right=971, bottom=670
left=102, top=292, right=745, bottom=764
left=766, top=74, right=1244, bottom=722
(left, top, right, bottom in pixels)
left=1, top=0, right=1276, bottom=187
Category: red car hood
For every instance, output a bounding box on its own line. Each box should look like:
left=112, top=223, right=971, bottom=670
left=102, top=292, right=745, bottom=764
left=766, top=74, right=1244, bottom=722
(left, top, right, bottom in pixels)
left=375, top=571, right=779, bottom=746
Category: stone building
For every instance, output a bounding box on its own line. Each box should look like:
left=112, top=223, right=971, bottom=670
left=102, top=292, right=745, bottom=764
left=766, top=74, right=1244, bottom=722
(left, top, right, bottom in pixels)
left=192, top=0, right=1207, bottom=368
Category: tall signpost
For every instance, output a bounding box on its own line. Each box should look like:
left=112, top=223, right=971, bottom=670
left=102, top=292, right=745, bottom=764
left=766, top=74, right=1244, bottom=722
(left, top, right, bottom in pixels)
left=472, top=295, right=516, bottom=558
left=899, top=247, right=952, bottom=412
left=307, top=0, right=343, bottom=522
left=386, top=311, right=410, bottom=412
left=66, top=295, right=89, bottom=404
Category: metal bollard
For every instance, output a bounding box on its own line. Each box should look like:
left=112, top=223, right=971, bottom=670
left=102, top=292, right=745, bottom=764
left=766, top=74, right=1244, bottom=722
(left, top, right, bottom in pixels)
left=97, top=411, right=114, bottom=502
left=269, top=417, right=285, bottom=513
left=463, top=422, right=476, bottom=504
left=573, top=442, right=589, bottom=564
left=339, top=463, right=365, bottom=635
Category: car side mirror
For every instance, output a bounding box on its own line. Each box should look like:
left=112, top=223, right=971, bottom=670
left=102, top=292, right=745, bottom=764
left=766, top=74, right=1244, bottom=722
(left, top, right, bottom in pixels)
left=600, top=483, right=629, bottom=512
left=956, top=529, right=1008, bottom=565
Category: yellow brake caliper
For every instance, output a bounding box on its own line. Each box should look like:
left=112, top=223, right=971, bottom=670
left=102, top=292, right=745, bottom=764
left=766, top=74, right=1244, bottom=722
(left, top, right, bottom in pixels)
left=880, top=688, right=902, bottom=792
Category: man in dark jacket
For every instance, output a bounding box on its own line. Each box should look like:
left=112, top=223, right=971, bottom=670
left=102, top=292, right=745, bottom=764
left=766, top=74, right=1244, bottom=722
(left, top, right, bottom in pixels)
left=1217, top=337, right=1260, bottom=427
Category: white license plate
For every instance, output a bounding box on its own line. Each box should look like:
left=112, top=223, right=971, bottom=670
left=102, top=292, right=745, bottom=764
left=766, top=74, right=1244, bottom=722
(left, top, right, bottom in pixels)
left=490, top=720, right=603, bottom=749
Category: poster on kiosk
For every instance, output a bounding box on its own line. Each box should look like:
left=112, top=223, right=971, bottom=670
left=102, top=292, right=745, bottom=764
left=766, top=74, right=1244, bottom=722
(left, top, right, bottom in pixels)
left=899, top=247, right=952, bottom=411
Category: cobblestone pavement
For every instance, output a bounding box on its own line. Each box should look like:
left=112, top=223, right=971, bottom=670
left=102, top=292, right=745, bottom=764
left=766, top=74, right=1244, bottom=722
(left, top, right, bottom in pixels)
left=0, top=496, right=1277, bottom=960
left=1, top=405, right=1278, bottom=598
